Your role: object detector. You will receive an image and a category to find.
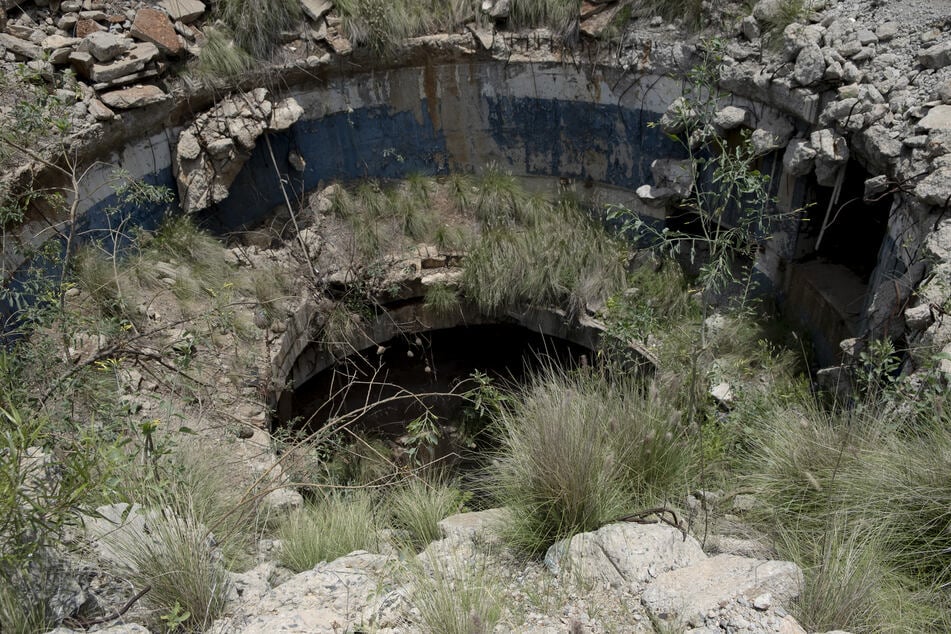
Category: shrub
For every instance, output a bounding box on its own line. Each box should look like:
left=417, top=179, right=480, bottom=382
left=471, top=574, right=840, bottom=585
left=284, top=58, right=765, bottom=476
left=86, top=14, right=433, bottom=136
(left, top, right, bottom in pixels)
left=388, top=478, right=467, bottom=550
left=278, top=491, right=381, bottom=572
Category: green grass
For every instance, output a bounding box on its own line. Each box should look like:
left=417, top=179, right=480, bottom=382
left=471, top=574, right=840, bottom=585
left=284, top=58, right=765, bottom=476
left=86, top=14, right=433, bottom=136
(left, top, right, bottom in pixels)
left=334, top=0, right=579, bottom=54
left=423, top=282, right=461, bottom=317
left=388, top=478, right=467, bottom=550
left=463, top=196, right=626, bottom=317
left=190, top=28, right=254, bottom=82
left=277, top=491, right=382, bottom=572
left=737, top=380, right=951, bottom=632
left=216, top=0, right=301, bottom=59
left=488, top=367, right=696, bottom=555
left=112, top=496, right=232, bottom=630
left=407, top=550, right=503, bottom=634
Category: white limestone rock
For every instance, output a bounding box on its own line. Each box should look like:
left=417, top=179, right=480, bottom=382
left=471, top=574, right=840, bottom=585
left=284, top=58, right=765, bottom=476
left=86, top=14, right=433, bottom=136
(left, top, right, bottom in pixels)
left=545, top=522, right=706, bottom=587
left=920, top=41, right=951, bottom=69
left=793, top=43, right=826, bottom=86
left=158, top=0, right=206, bottom=24
left=714, top=105, right=752, bottom=131
left=641, top=554, right=803, bottom=630
left=782, top=138, right=817, bottom=176
left=207, top=552, right=397, bottom=634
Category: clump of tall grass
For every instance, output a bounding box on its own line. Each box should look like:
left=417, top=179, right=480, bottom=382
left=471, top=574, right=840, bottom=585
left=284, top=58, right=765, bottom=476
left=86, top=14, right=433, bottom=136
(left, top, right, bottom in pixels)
left=388, top=477, right=467, bottom=551
left=277, top=491, right=382, bottom=572
left=110, top=495, right=232, bottom=631
left=739, top=383, right=951, bottom=633
left=191, top=28, right=254, bottom=82
left=423, top=282, right=461, bottom=317
left=463, top=197, right=625, bottom=316
left=328, top=178, right=443, bottom=264
left=488, top=367, right=695, bottom=555
left=406, top=551, right=504, bottom=634
left=334, top=0, right=579, bottom=54
left=216, top=0, right=301, bottom=59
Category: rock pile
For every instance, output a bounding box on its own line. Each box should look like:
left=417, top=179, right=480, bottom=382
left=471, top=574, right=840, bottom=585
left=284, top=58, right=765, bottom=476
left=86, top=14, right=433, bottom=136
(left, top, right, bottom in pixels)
left=174, top=89, right=303, bottom=213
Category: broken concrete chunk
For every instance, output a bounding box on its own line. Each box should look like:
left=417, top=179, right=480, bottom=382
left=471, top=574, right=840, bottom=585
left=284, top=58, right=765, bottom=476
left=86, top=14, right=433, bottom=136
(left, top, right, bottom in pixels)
left=904, top=304, right=933, bottom=331
left=714, top=105, right=752, bottom=131
left=74, top=18, right=106, bottom=38
left=41, top=34, right=80, bottom=51
left=751, top=128, right=786, bottom=155
left=87, top=98, right=115, bottom=121
left=68, top=49, right=95, bottom=76
left=711, top=382, right=735, bottom=408
left=467, top=23, right=494, bottom=50
left=131, top=7, right=182, bottom=56
left=635, top=184, right=675, bottom=206
left=176, top=129, right=200, bottom=161
left=919, top=105, right=951, bottom=132
left=915, top=166, right=951, bottom=207
left=793, top=43, right=826, bottom=87
left=482, top=0, right=510, bottom=19
left=88, top=42, right=158, bottom=83
left=660, top=96, right=695, bottom=135
left=81, top=30, right=130, bottom=62
left=863, top=174, right=889, bottom=200
left=782, top=138, right=817, bottom=176
left=268, top=98, right=304, bottom=131
left=100, top=84, right=169, bottom=109
left=158, top=0, right=206, bottom=24
left=0, top=33, right=44, bottom=60
left=920, top=41, right=951, bottom=70
left=651, top=158, right=694, bottom=199
left=783, top=22, right=823, bottom=61
left=301, top=0, right=333, bottom=22
left=876, top=22, right=898, bottom=41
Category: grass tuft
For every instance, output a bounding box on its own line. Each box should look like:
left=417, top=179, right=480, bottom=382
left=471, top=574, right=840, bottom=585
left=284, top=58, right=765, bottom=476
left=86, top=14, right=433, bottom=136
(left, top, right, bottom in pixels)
left=277, top=491, right=381, bottom=572
left=489, top=367, right=695, bottom=555
left=407, top=551, right=503, bottom=634
left=113, top=497, right=232, bottom=630
left=191, top=28, right=254, bottom=82
left=463, top=196, right=625, bottom=316
left=216, top=0, right=301, bottom=59
left=388, top=478, right=467, bottom=550
left=423, top=282, right=461, bottom=318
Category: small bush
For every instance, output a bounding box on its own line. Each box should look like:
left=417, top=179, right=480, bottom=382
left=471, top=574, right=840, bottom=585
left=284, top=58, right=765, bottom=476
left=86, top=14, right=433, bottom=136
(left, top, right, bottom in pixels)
left=388, top=478, right=467, bottom=550
left=278, top=491, right=381, bottom=572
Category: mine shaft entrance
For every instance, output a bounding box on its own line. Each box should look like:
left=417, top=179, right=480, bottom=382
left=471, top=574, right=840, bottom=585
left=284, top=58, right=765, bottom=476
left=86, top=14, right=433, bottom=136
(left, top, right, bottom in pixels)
left=787, top=161, right=892, bottom=362
left=281, top=323, right=593, bottom=468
